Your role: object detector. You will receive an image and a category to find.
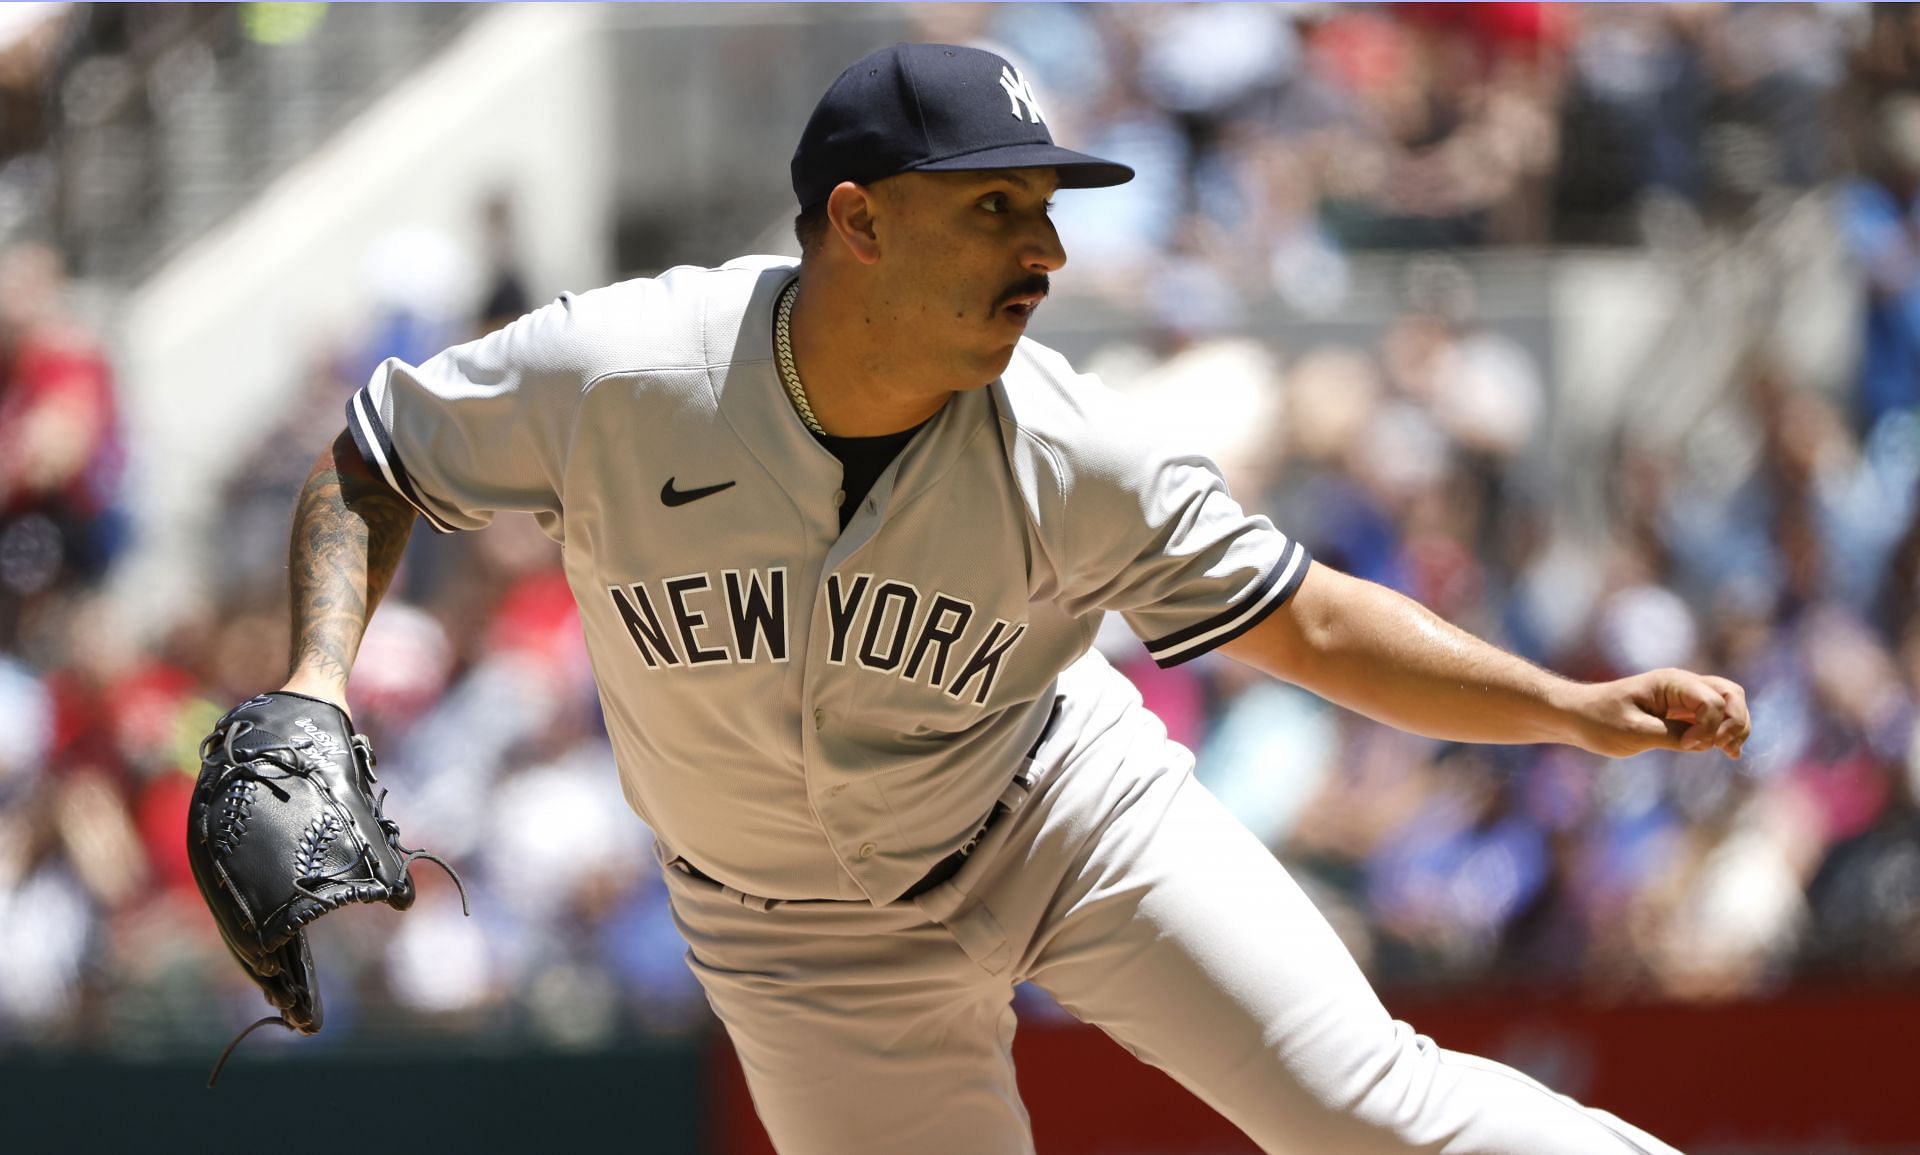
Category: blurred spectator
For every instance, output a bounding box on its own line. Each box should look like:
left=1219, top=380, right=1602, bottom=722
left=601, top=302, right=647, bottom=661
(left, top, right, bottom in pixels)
left=476, top=190, right=531, bottom=339
left=0, top=653, right=50, bottom=787
left=0, top=794, right=95, bottom=1040
left=1555, top=6, right=1706, bottom=242
left=0, top=5, right=63, bottom=164
left=0, top=241, right=124, bottom=646
left=353, top=225, right=476, bottom=385
left=1193, top=661, right=1340, bottom=851
left=1841, top=93, right=1920, bottom=432
left=1849, top=4, right=1920, bottom=111
left=1557, top=4, right=1851, bottom=244
left=1367, top=747, right=1552, bottom=984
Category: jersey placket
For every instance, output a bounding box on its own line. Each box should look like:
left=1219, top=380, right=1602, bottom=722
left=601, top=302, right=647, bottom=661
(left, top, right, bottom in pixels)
left=797, top=453, right=912, bottom=901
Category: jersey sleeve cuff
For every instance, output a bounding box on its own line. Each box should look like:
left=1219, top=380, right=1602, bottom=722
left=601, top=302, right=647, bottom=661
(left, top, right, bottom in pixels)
left=1142, top=540, right=1311, bottom=668
left=346, top=386, right=460, bottom=535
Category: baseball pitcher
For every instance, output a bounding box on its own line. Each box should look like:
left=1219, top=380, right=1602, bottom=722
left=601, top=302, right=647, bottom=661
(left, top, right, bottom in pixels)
left=192, top=42, right=1746, bottom=1153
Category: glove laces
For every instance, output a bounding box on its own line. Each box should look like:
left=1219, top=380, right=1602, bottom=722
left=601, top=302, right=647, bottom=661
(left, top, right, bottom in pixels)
left=207, top=1016, right=294, bottom=1088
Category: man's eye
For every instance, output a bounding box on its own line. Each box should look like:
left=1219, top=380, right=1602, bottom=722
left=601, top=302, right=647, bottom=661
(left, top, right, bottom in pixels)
left=981, top=194, right=1008, bottom=213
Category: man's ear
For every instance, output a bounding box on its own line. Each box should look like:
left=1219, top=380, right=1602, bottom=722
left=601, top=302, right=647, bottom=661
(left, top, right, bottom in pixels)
left=826, top=181, right=882, bottom=265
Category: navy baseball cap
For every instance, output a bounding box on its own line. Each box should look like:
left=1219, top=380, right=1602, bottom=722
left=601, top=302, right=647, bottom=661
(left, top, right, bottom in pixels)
left=792, top=42, right=1135, bottom=210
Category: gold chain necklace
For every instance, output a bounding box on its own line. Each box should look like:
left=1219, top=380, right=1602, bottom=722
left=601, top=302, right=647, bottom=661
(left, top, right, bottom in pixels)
left=774, top=279, right=825, bottom=436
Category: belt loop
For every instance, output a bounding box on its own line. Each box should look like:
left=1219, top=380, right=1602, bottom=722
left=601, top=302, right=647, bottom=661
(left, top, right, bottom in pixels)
left=1003, top=693, right=1064, bottom=811
left=671, top=855, right=781, bottom=912
left=721, top=885, right=778, bottom=913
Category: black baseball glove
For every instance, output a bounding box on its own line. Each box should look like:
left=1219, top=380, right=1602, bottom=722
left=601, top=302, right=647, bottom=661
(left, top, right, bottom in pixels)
left=187, top=691, right=465, bottom=1085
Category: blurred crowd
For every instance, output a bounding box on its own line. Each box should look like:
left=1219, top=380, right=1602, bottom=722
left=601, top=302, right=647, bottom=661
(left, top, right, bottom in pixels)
left=6, top=3, right=1920, bottom=1056
left=1095, top=309, right=1920, bottom=1003
left=936, top=3, right=1894, bottom=318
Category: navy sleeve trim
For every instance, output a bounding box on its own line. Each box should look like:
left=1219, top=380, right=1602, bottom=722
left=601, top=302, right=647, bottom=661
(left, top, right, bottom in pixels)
left=345, top=387, right=459, bottom=535
left=1143, top=540, right=1311, bottom=668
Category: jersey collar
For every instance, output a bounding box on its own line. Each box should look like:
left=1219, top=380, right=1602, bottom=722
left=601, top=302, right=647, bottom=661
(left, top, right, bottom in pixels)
left=709, top=264, right=995, bottom=530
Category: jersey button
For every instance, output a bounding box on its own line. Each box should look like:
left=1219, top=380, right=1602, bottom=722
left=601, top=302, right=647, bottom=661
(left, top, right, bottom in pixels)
left=813, top=708, right=825, bottom=730
left=832, top=489, right=846, bottom=506
left=857, top=842, right=876, bottom=860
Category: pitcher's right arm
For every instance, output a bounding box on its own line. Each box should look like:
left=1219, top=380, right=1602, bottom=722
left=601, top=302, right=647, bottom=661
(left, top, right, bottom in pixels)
left=279, top=429, right=416, bottom=712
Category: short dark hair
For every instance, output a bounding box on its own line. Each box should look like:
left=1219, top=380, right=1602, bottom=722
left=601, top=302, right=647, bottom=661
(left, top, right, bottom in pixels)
left=793, top=201, right=829, bottom=257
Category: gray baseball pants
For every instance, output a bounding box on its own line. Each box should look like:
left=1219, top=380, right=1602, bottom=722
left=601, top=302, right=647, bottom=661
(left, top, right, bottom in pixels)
left=662, top=707, right=1680, bottom=1155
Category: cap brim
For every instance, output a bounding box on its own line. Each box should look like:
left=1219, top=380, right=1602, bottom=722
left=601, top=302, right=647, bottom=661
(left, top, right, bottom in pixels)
left=910, top=142, right=1134, bottom=189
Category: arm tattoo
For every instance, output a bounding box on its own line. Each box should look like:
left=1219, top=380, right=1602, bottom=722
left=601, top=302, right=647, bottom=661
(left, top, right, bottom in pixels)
left=287, top=430, right=416, bottom=684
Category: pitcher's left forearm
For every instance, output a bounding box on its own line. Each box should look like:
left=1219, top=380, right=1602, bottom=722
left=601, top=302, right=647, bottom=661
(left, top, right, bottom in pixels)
left=1219, top=564, right=1747, bottom=757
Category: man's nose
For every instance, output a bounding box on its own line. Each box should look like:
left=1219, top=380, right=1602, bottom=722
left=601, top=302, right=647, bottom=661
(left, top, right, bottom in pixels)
left=1021, top=216, right=1066, bottom=274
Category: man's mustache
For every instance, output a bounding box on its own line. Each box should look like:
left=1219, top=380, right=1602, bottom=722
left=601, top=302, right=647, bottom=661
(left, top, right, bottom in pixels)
left=996, top=275, right=1050, bottom=308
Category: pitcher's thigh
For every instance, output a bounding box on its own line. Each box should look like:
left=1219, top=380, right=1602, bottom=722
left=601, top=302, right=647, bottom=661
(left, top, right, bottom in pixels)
left=693, top=950, right=1034, bottom=1155
left=1029, top=776, right=1677, bottom=1155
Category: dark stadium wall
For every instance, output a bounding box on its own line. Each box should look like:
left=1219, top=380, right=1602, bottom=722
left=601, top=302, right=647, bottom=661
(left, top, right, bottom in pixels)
left=1, top=1042, right=706, bottom=1155
left=705, top=991, right=1920, bottom=1154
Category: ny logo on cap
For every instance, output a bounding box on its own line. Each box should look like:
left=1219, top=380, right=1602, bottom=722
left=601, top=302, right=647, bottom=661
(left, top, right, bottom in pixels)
left=998, top=65, right=1044, bottom=125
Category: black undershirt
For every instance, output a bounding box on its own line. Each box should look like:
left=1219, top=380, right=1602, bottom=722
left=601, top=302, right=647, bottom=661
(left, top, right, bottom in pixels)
left=816, top=424, right=925, bottom=531
left=771, top=288, right=926, bottom=528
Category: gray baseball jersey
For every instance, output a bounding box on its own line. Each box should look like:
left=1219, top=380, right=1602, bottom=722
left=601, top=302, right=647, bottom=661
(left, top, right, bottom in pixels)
left=346, top=256, right=1309, bottom=903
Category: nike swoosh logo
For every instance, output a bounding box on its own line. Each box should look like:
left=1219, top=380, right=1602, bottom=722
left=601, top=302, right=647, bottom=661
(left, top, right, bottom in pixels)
left=660, top=477, right=737, bottom=507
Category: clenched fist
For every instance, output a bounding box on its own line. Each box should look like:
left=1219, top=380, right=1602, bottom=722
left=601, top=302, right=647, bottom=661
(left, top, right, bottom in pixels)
left=1567, top=669, right=1750, bottom=760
